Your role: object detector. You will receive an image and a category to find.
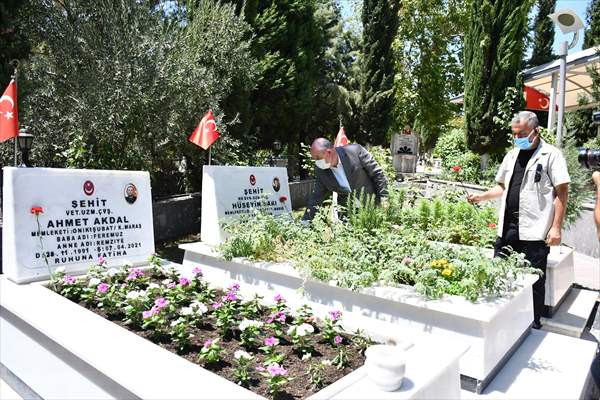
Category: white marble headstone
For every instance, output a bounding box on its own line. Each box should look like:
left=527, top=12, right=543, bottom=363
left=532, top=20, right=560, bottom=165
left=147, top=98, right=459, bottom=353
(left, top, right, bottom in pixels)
left=2, top=167, right=155, bottom=283
left=201, top=165, right=292, bottom=245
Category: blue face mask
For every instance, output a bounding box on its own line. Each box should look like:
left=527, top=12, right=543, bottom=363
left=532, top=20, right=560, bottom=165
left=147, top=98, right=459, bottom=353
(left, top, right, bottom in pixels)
left=514, top=130, right=535, bottom=150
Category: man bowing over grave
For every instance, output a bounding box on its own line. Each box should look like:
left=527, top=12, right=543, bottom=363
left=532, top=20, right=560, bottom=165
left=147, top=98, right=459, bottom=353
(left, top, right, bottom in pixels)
left=302, top=138, right=388, bottom=221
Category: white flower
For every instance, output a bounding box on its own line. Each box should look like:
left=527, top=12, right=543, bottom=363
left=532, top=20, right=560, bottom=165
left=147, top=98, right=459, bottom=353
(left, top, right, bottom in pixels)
left=239, top=319, right=263, bottom=331
left=126, top=290, right=143, bottom=300
left=88, top=278, right=101, bottom=287
left=147, top=283, right=160, bottom=290
left=170, top=319, right=184, bottom=327
left=179, top=307, right=194, bottom=316
left=107, top=268, right=120, bottom=277
left=321, top=359, right=332, bottom=366
left=162, top=278, right=173, bottom=286
left=55, top=266, right=66, bottom=274
left=289, top=323, right=314, bottom=337
left=302, top=353, right=312, bottom=361
left=190, top=301, right=208, bottom=315
left=234, top=350, right=253, bottom=360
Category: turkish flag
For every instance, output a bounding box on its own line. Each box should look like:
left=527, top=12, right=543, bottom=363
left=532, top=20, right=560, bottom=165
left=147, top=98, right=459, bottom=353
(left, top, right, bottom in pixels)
left=188, top=109, right=219, bottom=150
left=334, top=126, right=348, bottom=147
left=0, top=80, right=18, bottom=142
left=524, top=85, right=555, bottom=111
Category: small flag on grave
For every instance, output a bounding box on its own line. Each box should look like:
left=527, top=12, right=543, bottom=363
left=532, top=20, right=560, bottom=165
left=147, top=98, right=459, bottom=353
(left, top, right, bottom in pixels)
left=188, top=109, right=219, bottom=150
left=0, top=79, right=19, bottom=142
left=334, top=125, right=348, bottom=148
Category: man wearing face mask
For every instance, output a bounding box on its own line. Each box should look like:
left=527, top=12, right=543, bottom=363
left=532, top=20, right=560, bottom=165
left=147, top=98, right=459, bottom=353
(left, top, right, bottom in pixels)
left=302, top=138, right=388, bottom=221
left=467, top=111, right=570, bottom=329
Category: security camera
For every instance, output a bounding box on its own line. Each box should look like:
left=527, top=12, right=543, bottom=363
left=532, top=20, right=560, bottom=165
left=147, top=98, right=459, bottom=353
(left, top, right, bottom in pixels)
left=548, top=9, right=584, bottom=34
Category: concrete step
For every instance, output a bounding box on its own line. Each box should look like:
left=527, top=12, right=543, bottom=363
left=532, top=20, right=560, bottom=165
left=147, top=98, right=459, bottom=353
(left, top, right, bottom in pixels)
left=462, top=330, right=598, bottom=399
left=541, top=288, right=599, bottom=338
left=573, top=251, right=600, bottom=291
left=0, top=378, right=23, bottom=400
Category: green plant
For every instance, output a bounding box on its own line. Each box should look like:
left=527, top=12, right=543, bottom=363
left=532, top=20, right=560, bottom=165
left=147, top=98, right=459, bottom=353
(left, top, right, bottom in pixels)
left=198, top=338, right=223, bottom=364
left=307, top=360, right=330, bottom=389
left=233, top=351, right=254, bottom=387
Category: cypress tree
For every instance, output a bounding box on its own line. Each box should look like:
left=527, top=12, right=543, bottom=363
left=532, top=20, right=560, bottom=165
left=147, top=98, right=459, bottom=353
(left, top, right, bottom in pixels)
left=583, top=0, right=600, bottom=49
left=463, top=0, right=533, bottom=155
left=529, top=0, right=556, bottom=67
left=359, top=0, right=400, bottom=145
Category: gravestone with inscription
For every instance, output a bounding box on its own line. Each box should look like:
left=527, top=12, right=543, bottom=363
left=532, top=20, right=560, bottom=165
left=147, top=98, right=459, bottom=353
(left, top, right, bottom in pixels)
left=2, top=167, right=154, bottom=283
left=201, top=165, right=291, bottom=245
left=391, top=133, right=419, bottom=174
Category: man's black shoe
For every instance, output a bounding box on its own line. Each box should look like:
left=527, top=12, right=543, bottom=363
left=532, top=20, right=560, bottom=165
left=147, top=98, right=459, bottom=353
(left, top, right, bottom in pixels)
left=532, top=321, right=543, bottom=330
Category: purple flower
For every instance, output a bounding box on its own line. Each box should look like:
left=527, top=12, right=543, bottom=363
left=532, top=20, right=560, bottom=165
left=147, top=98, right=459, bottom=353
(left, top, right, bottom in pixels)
left=142, top=307, right=158, bottom=319
left=96, top=283, right=109, bottom=293
left=192, top=267, right=203, bottom=277
left=212, top=301, right=222, bottom=310
left=334, top=335, right=343, bottom=345
left=277, top=312, right=286, bottom=323
left=98, top=256, right=106, bottom=265
left=228, top=283, right=240, bottom=292
left=329, top=310, right=342, bottom=322
left=179, top=277, right=190, bottom=287
left=256, top=366, right=265, bottom=372
left=126, top=268, right=144, bottom=281
left=224, top=291, right=237, bottom=302
left=167, top=282, right=176, bottom=289
left=203, top=339, right=213, bottom=348
left=154, top=297, right=169, bottom=309
left=274, top=294, right=285, bottom=303
left=267, top=363, right=287, bottom=377
left=63, top=275, right=77, bottom=285
left=264, top=336, right=278, bottom=347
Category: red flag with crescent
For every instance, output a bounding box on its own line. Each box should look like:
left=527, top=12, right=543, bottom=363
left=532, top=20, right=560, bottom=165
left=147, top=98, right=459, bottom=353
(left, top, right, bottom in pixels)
left=0, top=80, right=18, bottom=142
left=524, top=85, right=555, bottom=111
left=188, top=109, right=219, bottom=150
left=334, top=126, right=348, bottom=147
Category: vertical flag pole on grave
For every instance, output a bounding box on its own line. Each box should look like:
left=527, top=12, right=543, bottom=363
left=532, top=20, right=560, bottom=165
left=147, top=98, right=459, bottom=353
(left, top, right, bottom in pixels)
left=11, top=60, right=19, bottom=166
left=0, top=60, right=20, bottom=164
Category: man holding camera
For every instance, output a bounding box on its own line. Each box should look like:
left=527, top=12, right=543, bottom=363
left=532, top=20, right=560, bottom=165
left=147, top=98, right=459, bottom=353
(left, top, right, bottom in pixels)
left=468, top=111, right=570, bottom=329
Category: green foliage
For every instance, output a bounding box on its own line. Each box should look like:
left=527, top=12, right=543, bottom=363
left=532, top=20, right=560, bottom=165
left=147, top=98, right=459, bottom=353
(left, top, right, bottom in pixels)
left=433, top=128, right=485, bottom=183
left=220, top=190, right=533, bottom=301
left=584, top=0, right=600, bottom=49
left=366, top=145, right=396, bottom=182
left=528, top=0, right=556, bottom=67
left=359, top=0, right=400, bottom=144
left=562, top=133, right=595, bottom=227
left=0, top=0, right=30, bottom=86
left=464, top=0, right=533, bottom=155
left=392, top=0, right=467, bottom=150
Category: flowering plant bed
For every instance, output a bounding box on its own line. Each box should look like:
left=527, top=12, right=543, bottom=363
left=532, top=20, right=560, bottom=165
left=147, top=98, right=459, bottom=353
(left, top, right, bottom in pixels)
left=50, top=257, right=370, bottom=399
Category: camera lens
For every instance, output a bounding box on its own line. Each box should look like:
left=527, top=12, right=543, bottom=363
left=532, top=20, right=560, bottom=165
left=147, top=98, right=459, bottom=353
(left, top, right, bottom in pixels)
left=578, top=148, right=600, bottom=169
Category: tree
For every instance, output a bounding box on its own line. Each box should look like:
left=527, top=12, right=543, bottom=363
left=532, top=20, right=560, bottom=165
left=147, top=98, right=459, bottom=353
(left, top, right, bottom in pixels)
left=583, top=0, right=600, bottom=49
left=10, top=0, right=254, bottom=195
left=359, top=0, right=400, bottom=144
left=463, top=0, right=533, bottom=155
left=0, top=0, right=30, bottom=86
left=392, top=0, right=467, bottom=151
left=528, top=0, right=556, bottom=67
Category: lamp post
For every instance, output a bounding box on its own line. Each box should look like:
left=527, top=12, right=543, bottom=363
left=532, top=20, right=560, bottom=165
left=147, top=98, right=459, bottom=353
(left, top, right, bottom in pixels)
left=17, top=127, right=34, bottom=167
left=548, top=9, right=584, bottom=148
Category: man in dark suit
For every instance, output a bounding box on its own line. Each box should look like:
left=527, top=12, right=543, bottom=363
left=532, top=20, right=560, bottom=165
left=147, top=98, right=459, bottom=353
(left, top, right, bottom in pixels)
left=302, top=138, right=388, bottom=220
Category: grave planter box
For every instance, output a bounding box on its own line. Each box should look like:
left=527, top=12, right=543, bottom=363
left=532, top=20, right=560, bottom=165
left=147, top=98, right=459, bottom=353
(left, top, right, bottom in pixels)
left=0, top=274, right=465, bottom=400
left=180, top=242, right=538, bottom=393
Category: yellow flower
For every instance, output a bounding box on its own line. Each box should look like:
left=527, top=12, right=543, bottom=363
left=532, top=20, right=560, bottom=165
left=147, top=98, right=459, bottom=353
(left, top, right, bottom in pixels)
left=442, top=268, right=452, bottom=277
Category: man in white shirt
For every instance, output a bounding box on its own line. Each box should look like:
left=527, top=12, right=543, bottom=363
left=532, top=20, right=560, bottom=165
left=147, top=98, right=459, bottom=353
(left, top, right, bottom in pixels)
left=468, top=111, right=570, bottom=329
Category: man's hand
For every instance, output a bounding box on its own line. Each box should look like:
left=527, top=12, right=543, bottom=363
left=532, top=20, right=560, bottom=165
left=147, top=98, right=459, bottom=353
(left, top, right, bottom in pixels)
left=467, top=193, right=483, bottom=204
left=545, top=226, right=561, bottom=246
left=592, top=170, right=600, bottom=188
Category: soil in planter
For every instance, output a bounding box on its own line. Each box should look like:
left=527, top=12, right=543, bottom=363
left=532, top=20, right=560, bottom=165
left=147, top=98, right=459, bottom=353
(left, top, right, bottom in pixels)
left=64, top=272, right=368, bottom=400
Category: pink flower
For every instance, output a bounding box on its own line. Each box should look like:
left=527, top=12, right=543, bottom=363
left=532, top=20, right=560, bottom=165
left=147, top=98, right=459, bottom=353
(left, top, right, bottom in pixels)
left=98, top=256, right=106, bottom=265
left=488, top=223, right=497, bottom=229
left=402, top=256, right=413, bottom=265
left=452, top=165, right=462, bottom=172
left=256, top=366, right=265, bottom=372
left=192, top=267, right=203, bottom=277
left=274, top=294, right=285, bottom=303
left=228, top=283, right=240, bottom=292
left=267, top=363, right=287, bottom=377
left=63, top=275, right=77, bottom=285
left=142, top=307, right=158, bottom=319
left=224, top=291, right=237, bottom=302
left=126, top=268, right=144, bottom=281
left=334, top=335, right=343, bottom=345
left=277, top=312, right=286, bottom=323
left=267, top=311, right=286, bottom=324
left=154, top=297, right=169, bottom=309
left=96, top=283, right=109, bottom=293
left=212, top=301, right=222, bottom=310
left=179, top=277, right=190, bottom=287
left=264, top=337, right=278, bottom=347
left=203, top=339, right=213, bottom=348
left=167, top=282, right=176, bottom=289
left=329, top=310, right=342, bottom=322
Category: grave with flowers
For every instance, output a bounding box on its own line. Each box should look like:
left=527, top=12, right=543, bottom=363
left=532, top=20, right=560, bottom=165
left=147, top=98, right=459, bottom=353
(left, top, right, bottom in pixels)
left=0, top=166, right=467, bottom=399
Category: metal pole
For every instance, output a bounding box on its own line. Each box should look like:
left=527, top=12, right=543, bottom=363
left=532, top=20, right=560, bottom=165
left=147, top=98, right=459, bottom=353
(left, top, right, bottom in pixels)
left=556, top=41, right=568, bottom=148
left=208, top=147, right=212, bottom=165
left=11, top=65, right=18, bottom=166
left=547, top=72, right=558, bottom=132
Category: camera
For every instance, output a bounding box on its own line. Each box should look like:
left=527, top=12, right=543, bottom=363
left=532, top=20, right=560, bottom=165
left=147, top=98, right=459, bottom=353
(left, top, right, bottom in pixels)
left=578, top=148, right=600, bottom=169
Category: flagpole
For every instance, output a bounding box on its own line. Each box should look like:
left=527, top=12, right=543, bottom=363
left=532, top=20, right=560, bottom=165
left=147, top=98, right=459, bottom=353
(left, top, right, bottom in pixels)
left=208, top=147, right=212, bottom=165
left=11, top=60, right=18, bottom=167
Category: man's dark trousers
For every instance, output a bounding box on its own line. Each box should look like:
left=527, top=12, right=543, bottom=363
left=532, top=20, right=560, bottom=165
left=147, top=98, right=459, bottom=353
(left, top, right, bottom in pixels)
left=494, top=222, right=549, bottom=324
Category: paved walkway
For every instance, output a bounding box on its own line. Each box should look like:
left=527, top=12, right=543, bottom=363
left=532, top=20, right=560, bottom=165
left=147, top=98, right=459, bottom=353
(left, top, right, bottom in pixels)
left=0, top=378, right=22, bottom=400
left=574, top=251, right=600, bottom=291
